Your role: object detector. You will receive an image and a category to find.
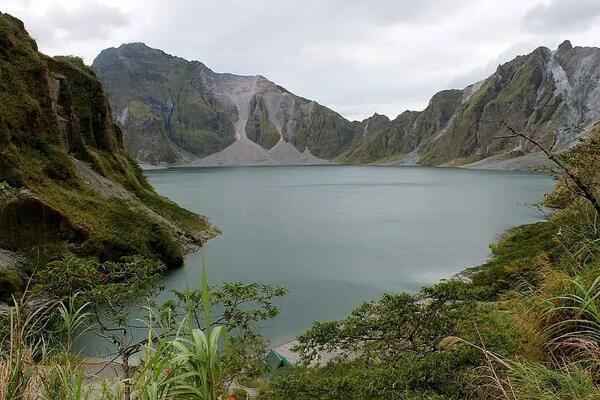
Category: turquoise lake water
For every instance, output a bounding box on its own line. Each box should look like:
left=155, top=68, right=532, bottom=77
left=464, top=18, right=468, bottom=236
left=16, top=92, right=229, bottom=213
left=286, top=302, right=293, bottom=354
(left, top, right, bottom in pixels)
left=143, top=165, right=555, bottom=347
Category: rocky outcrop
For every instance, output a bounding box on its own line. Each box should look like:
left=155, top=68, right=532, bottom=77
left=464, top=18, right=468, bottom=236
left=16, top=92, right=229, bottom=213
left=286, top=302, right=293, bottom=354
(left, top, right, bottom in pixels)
left=343, top=90, right=464, bottom=163
left=92, top=43, right=356, bottom=166
left=343, top=41, right=600, bottom=167
left=0, top=13, right=213, bottom=272
left=0, top=187, right=89, bottom=249
left=0, top=249, right=19, bottom=270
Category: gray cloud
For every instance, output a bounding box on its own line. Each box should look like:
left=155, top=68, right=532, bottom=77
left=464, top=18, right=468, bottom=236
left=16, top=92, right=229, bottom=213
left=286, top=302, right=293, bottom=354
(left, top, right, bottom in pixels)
left=447, top=41, right=543, bottom=89
left=12, top=1, right=129, bottom=49
left=46, top=2, right=128, bottom=41
left=133, top=0, right=475, bottom=119
left=324, top=1, right=472, bottom=26
left=4, top=0, right=600, bottom=121
left=524, top=0, right=600, bottom=33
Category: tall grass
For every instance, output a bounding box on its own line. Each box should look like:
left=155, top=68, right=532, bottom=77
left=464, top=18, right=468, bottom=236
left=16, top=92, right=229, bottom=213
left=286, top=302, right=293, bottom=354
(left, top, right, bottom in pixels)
left=0, top=291, right=94, bottom=400
left=133, top=339, right=176, bottom=400
left=0, top=260, right=227, bottom=400
left=475, top=356, right=600, bottom=400
left=468, top=268, right=600, bottom=400
left=56, top=292, right=92, bottom=354
left=0, top=348, right=37, bottom=400
left=40, top=362, right=90, bottom=400
left=131, top=261, right=225, bottom=400
left=546, top=275, right=600, bottom=365
left=0, top=287, right=57, bottom=400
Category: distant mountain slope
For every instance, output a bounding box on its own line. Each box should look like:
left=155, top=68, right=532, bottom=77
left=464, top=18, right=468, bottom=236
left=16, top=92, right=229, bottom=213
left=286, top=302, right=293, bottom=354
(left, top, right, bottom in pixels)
left=93, top=43, right=356, bottom=166
left=342, top=41, right=600, bottom=169
left=0, top=13, right=214, bottom=280
left=94, top=41, right=600, bottom=169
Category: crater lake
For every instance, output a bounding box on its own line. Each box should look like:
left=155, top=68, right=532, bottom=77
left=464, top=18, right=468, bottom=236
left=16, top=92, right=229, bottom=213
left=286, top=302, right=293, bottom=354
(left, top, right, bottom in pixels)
left=145, top=165, right=554, bottom=347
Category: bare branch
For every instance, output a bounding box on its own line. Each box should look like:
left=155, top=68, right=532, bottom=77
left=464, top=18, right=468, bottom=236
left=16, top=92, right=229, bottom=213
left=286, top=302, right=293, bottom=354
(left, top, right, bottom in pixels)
left=495, top=121, right=600, bottom=216
left=494, top=135, right=520, bottom=139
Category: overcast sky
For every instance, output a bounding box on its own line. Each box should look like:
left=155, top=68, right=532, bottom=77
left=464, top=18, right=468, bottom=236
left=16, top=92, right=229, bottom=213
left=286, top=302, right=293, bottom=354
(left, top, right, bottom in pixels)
left=4, top=0, right=600, bottom=121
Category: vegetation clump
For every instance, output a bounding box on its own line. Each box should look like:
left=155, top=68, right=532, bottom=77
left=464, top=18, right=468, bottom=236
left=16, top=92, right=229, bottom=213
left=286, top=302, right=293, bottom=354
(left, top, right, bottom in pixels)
left=0, top=255, right=287, bottom=400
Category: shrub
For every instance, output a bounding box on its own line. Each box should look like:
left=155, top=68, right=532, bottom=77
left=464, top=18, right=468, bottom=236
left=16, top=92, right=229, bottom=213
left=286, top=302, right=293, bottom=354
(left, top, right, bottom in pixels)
left=0, top=268, right=24, bottom=302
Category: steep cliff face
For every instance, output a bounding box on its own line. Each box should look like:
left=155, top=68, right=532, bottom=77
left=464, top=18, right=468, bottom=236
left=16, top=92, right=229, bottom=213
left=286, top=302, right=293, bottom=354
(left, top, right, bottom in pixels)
left=93, top=43, right=356, bottom=166
left=343, top=90, right=464, bottom=164
left=0, top=13, right=213, bottom=272
left=91, top=43, right=237, bottom=164
left=343, top=41, right=600, bottom=168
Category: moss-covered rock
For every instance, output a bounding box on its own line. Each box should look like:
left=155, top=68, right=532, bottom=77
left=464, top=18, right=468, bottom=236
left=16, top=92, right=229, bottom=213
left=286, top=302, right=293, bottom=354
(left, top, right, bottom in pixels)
left=0, top=268, right=23, bottom=302
left=0, top=248, right=23, bottom=302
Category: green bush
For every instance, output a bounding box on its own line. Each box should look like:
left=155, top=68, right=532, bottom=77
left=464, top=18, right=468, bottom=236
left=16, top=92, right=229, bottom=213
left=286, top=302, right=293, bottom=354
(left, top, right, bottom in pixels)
left=0, top=268, right=23, bottom=302
left=470, top=222, right=559, bottom=298
left=149, top=223, right=183, bottom=270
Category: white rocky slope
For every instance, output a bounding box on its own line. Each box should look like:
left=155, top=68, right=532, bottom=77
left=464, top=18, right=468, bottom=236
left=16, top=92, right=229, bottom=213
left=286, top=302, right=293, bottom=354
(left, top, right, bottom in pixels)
left=193, top=75, right=329, bottom=166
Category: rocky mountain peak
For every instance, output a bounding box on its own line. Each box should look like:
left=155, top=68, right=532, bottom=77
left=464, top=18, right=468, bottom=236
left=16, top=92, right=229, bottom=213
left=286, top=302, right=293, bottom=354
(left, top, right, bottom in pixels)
left=558, top=40, right=574, bottom=52
left=342, top=41, right=600, bottom=169
left=93, top=43, right=357, bottom=166
left=97, top=42, right=179, bottom=67
left=369, top=113, right=390, bottom=121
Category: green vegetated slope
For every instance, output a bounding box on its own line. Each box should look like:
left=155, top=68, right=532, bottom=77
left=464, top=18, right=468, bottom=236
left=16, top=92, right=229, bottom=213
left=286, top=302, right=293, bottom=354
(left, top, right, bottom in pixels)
left=0, top=13, right=215, bottom=298
left=341, top=41, right=600, bottom=167
left=264, top=125, right=600, bottom=399
left=343, top=90, right=464, bottom=164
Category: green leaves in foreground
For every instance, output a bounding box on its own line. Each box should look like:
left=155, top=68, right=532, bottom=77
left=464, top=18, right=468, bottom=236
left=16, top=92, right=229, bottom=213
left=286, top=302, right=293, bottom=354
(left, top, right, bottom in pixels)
left=546, top=275, right=600, bottom=363
left=34, top=254, right=163, bottom=305
left=133, top=264, right=226, bottom=400
left=171, top=327, right=224, bottom=400
left=294, top=281, right=475, bottom=364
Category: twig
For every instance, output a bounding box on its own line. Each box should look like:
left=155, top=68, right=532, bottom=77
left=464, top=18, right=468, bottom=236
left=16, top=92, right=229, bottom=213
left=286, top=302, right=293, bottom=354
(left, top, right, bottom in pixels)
left=496, top=121, right=600, bottom=216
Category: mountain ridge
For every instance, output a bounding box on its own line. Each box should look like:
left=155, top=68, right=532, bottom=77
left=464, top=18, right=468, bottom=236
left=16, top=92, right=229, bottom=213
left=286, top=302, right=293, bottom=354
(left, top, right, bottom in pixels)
left=342, top=40, right=600, bottom=170
left=93, top=40, right=600, bottom=170
left=92, top=43, right=355, bottom=166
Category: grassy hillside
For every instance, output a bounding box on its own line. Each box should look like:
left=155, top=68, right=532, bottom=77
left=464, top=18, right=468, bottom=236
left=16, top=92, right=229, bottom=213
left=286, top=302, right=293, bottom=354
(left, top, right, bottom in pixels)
left=0, top=13, right=215, bottom=300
